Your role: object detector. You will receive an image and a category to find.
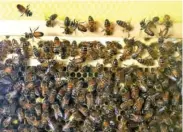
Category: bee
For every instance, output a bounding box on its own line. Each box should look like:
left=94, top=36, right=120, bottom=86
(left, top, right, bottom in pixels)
left=57, top=88, right=66, bottom=103
left=41, top=82, right=49, bottom=97
left=172, top=91, right=180, bottom=106
left=88, top=46, right=99, bottom=60
left=61, top=17, right=72, bottom=34
left=86, top=92, right=94, bottom=109
left=78, top=105, right=89, bottom=117
left=17, top=4, right=32, bottom=17
left=120, top=99, right=134, bottom=111
left=62, top=93, right=71, bottom=109
left=87, top=16, right=97, bottom=32
left=51, top=103, right=63, bottom=120
left=143, top=97, right=151, bottom=111
left=17, top=108, right=24, bottom=122
left=2, top=117, right=12, bottom=128
left=120, top=88, right=131, bottom=102
left=34, top=103, right=42, bottom=117
left=102, top=19, right=113, bottom=35
left=48, top=89, right=57, bottom=104
left=87, top=78, right=97, bottom=93
left=46, top=14, right=58, bottom=27
left=60, top=44, right=68, bottom=59
left=133, top=97, right=144, bottom=113
left=107, top=41, right=122, bottom=49
left=137, top=58, right=154, bottom=66
left=70, top=19, right=87, bottom=33
left=70, top=57, right=86, bottom=64
left=162, top=91, right=169, bottom=105
left=130, top=85, right=139, bottom=99
left=143, top=108, right=154, bottom=121
left=24, top=27, right=44, bottom=40
left=116, top=20, right=133, bottom=32
left=41, top=111, right=49, bottom=126
left=140, top=19, right=155, bottom=36
left=70, top=40, right=78, bottom=57
left=146, top=45, right=159, bottom=59
left=130, top=114, right=143, bottom=123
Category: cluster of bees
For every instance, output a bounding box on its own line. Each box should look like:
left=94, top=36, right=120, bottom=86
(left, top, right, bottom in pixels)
left=0, top=3, right=180, bottom=132
left=0, top=35, right=182, bottom=131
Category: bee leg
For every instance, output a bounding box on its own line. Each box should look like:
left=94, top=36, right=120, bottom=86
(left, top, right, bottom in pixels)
left=20, top=13, right=25, bottom=17
left=34, top=26, right=39, bottom=32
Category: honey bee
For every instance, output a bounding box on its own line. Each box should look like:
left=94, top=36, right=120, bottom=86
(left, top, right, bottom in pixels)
left=70, top=40, right=78, bottom=57
left=137, top=58, right=154, bottom=66
left=17, top=4, right=32, bottom=17
left=88, top=46, right=99, bottom=60
left=17, top=108, right=24, bottom=123
left=78, top=105, right=89, bottom=117
left=116, top=20, right=133, bottom=32
left=120, top=88, right=131, bottom=102
left=62, top=92, right=71, bottom=109
left=51, top=103, right=63, bottom=120
left=46, top=14, right=58, bottom=27
left=120, top=99, right=134, bottom=111
left=60, top=44, right=68, bottom=59
left=62, top=17, right=72, bottom=34
left=143, top=97, right=151, bottom=111
left=32, top=46, right=41, bottom=58
left=2, top=117, right=12, bottom=128
left=41, top=82, right=49, bottom=97
left=34, top=103, right=42, bottom=117
left=102, top=19, right=113, bottom=35
left=129, top=114, right=143, bottom=123
left=133, top=97, right=144, bottom=113
left=24, top=27, right=44, bottom=40
left=172, top=91, right=180, bottom=106
left=70, top=19, right=87, bottom=33
left=146, top=44, right=159, bottom=59
left=130, top=85, right=139, bottom=99
left=143, top=108, right=153, bottom=121
left=48, top=89, right=57, bottom=104
left=87, top=16, right=97, bottom=32
left=70, top=57, right=86, bottom=64
left=140, top=19, right=155, bottom=36
left=86, top=92, right=94, bottom=109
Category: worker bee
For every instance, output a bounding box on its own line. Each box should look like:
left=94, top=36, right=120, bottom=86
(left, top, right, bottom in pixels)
left=2, top=117, right=12, bottom=128
left=35, top=103, right=42, bottom=117
left=62, top=92, right=71, bottom=109
left=32, top=46, right=41, bottom=58
left=17, top=4, right=32, bottom=17
left=78, top=105, right=89, bottom=117
left=48, top=89, right=57, bottom=104
left=111, top=59, right=118, bottom=70
left=116, top=20, right=133, bottom=33
left=87, top=16, right=97, bottom=32
left=46, top=14, right=58, bottom=27
left=120, top=87, right=131, bottom=102
left=140, top=19, right=156, bottom=36
left=70, top=19, right=87, bottom=33
left=62, top=17, right=72, bottom=34
left=129, top=114, right=143, bottom=123
left=51, top=103, right=63, bottom=120
left=88, top=46, right=99, bottom=60
left=17, top=108, right=24, bottom=122
left=143, top=108, right=154, bottom=121
left=24, top=27, right=44, bottom=40
left=60, top=44, right=68, bottom=59
left=130, top=85, right=139, bottom=99
left=146, top=44, right=159, bottom=59
left=120, top=99, right=134, bottom=111
left=133, top=97, right=144, bottom=113
left=70, top=40, right=78, bottom=57
left=143, top=97, right=151, bottom=111
left=172, top=91, right=180, bottom=106
left=102, top=19, right=113, bottom=35
left=86, top=92, right=94, bottom=109
left=137, top=58, right=154, bottom=66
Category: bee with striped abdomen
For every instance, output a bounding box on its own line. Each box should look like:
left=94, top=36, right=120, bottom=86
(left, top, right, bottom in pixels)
left=87, top=16, right=97, bottom=32
left=102, top=19, right=113, bottom=35
left=17, top=4, right=32, bottom=17
left=24, top=27, right=44, bottom=40
left=46, top=14, right=58, bottom=27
